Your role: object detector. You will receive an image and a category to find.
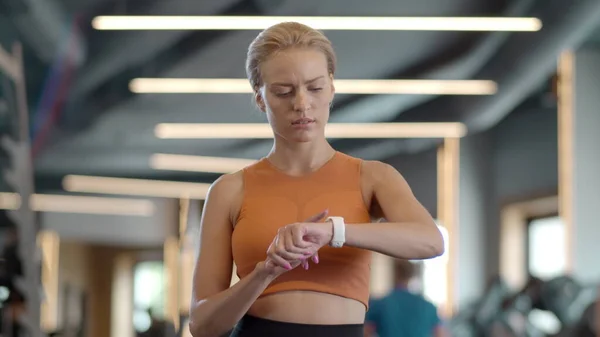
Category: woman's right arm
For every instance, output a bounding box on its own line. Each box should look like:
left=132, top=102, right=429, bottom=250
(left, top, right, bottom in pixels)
left=188, top=173, right=275, bottom=337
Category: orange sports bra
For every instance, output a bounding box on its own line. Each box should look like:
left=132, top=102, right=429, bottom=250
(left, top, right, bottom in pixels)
left=231, top=151, right=373, bottom=308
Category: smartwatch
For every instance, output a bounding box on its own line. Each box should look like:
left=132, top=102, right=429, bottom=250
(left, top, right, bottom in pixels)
left=327, top=216, right=346, bottom=248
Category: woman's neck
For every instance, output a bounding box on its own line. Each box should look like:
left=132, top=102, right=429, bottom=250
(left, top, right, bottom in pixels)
left=267, top=137, right=335, bottom=174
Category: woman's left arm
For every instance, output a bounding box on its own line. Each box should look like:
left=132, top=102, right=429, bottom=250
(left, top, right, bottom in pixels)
left=272, top=161, right=445, bottom=264
left=344, top=161, right=445, bottom=259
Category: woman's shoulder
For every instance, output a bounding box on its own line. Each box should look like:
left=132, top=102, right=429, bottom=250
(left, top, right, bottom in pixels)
left=359, top=159, right=398, bottom=182
left=336, top=152, right=395, bottom=174
left=207, top=170, right=244, bottom=199
left=206, top=170, right=245, bottom=224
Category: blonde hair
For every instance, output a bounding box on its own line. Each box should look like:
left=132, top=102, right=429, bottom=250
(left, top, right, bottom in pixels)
left=245, top=21, right=337, bottom=91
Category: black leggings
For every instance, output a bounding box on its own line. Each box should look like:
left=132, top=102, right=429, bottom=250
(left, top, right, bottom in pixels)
left=229, top=315, right=364, bottom=337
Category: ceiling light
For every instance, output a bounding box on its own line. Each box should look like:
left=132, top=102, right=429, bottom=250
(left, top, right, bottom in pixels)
left=0, top=193, right=155, bottom=216
left=0, top=192, right=21, bottom=210
left=154, top=122, right=467, bottom=139
left=92, top=16, right=542, bottom=32
left=150, top=154, right=256, bottom=174
left=129, top=78, right=497, bottom=95
left=62, top=175, right=211, bottom=199
left=0, top=46, right=20, bottom=82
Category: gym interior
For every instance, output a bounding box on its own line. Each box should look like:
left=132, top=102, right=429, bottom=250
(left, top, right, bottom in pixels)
left=1, top=0, right=600, bottom=336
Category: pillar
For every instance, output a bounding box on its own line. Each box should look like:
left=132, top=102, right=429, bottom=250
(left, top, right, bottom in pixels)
left=456, top=132, right=491, bottom=304
left=558, top=47, right=600, bottom=283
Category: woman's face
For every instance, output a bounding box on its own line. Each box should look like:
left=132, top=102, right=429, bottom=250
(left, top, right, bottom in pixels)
left=256, top=47, right=335, bottom=143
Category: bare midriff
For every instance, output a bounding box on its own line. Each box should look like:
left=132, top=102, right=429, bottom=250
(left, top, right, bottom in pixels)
left=248, top=291, right=366, bottom=324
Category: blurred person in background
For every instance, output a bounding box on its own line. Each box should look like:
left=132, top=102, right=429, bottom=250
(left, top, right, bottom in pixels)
left=365, top=259, right=448, bottom=337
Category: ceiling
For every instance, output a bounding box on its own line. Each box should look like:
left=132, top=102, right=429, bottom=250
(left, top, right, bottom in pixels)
left=586, top=25, right=600, bottom=47
left=0, top=0, right=597, bottom=190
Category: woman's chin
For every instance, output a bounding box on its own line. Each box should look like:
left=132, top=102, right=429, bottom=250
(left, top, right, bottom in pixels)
left=290, top=135, right=315, bottom=143
left=279, top=129, right=319, bottom=143
left=274, top=126, right=323, bottom=144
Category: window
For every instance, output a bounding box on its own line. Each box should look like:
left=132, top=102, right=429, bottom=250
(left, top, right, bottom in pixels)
left=527, top=216, right=566, bottom=279
left=526, top=215, right=566, bottom=335
left=421, top=224, right=450, bottom=308
left=132, top=261, right=165, bottom=333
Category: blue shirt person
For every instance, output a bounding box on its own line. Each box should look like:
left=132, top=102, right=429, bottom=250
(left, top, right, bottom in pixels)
left=365, top=259, right=448, bottom=337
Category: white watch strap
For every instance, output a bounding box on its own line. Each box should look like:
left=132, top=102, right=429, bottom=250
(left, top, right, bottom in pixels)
left=327, top=216, right=346, bottom=248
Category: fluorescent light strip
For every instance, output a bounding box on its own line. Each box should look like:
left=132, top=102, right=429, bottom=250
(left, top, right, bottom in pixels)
left=0, top=44, right=20, bottom=82
left=0, top=192, right=155, bottom=216
left=154, top=122, right=467, bottom=139
left=151, top=154, right=256, bottom=174
left=39, top=229, right=60, bottom=332
left=92, top=16, right=542, bottom=32
left=0, top=192, right=21, bottom=210
left=63, top=175, right=211, bottom=200
left=130, top=78, right=497, bottom=95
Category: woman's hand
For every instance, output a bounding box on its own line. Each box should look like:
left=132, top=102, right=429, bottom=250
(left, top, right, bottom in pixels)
left=263, top=209, right=333, bottom=275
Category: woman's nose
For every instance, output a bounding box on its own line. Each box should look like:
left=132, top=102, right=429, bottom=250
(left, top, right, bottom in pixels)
left=292, top=89, right=310, bottom=112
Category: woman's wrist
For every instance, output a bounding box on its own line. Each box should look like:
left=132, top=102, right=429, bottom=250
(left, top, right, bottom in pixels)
left=253, top=261, right=278, bottom=284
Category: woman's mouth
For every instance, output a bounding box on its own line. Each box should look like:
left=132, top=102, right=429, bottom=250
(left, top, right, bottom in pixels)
left=292, top=118, right=315, bottom=125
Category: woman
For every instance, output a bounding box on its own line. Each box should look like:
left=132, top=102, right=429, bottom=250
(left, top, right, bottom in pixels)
left=188, top=21, right=445, bottom=337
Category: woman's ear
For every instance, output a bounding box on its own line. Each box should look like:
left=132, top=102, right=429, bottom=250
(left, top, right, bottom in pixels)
left=329, top=73, right=336, bottom=100
left=254, top=91, right=266, bottom=113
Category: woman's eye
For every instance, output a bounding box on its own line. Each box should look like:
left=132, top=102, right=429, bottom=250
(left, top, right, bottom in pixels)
left=275, top=92, right=292, bottom=97
left=309, top=88, right=323, bottom=92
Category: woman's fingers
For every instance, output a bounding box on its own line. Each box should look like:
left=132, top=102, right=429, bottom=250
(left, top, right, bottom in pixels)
left=302, top=259, right=310, bottom=270
left=304, top=209, right=329, bottom=223
left=311, top=251, right=319, bottom=264
left=265, top=210, right=329, bottom=272
left=276, top=231, right=307, bottom=260
left=286, top=210, right=328, bottom=256
left=284, top=226, right=313, bottom=256
left=267, top=251, right=293, bottom=270
left=266, top=237, right=293, bottom=270
left=267, top=234, right=302, bottom=270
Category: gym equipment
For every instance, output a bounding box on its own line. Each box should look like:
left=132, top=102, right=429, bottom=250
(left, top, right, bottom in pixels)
left=474, top=276, right=512, bottom=329
left=576, top=300, right=598, bottom=337
left=1, top=41, right=45, bottom=337
left=447, top=303, right=478, bottom=337
left=539, top=275, right=585, bottom=326
left=583, top=300, right=597, bottom=334
left=448, top=275, right=596, bottom=337
left=484, top=277, right=546, bottom=337
left=551, top=300, right=597, bottom=337
left=447, top=275, right=513, bottom=337
left=487, top=309, right=545, bottom=337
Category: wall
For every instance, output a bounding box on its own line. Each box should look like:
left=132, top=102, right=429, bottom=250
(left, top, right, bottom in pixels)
left=57, top=242, right=111, bottom=337
left=57, top=241, right=93, bottom=332
left=384, top=106, right=559, bottom=306
left=387, top=147, right=438, bottom=217
left=572, top=47, right=600, bottom=282
left=492, top=108, right=559, bottom=202
left=59, top=242, right=92, bottom=290
left=486, top=106, right=559, bottom=281
left=41, top=197, right=179, bottom=247
left=57, top=241, right=148, bottom=337
left=86, top=246, right=120, bottom=337
left=457, top=130, right=493, bottom=305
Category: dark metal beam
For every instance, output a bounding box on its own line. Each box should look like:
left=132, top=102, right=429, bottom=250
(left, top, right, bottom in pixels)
left=398, top=0, right=600, bottom=129
left=362, top=0, right=600, bottom=161
left=1, top=0, right=85, bottom=65
left=61, top=0, right=263, bottom=132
